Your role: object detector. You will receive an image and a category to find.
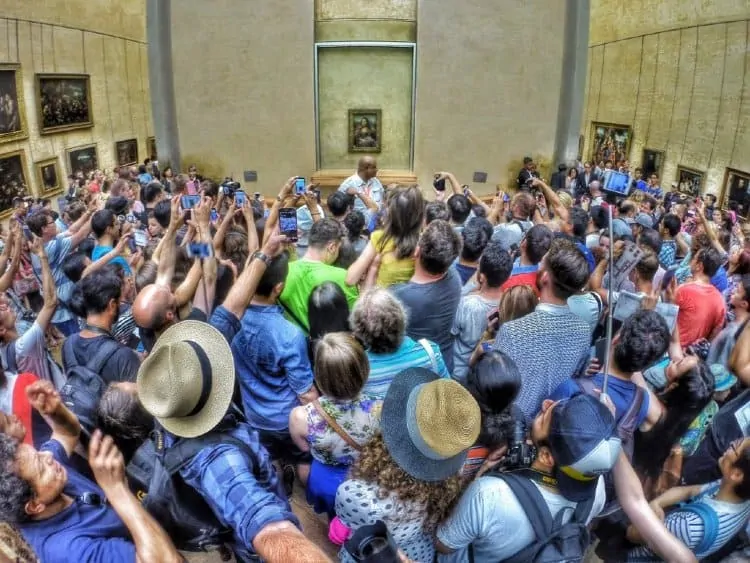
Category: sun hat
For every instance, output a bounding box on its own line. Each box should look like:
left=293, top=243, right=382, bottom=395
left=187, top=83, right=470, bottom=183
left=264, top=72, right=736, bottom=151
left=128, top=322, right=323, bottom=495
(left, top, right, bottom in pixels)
left=137, top=320, right=235, bottom=438
left=380, top=368, right=480, bottom=482
left=711, top=364, right=737, bottom=393
left=548, top=394, right=621, bottom=502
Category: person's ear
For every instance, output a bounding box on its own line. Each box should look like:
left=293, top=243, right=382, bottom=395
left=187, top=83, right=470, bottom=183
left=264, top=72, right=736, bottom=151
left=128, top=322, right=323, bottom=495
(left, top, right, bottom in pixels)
left=413, top=245, right=421, bottom=259
left=729, top=466, right=744, bottom=489
left=536, top=445, right=555, bottom=469
left=25, top=497, right=46, bottom=517
left=274, top=281, right=285, bottom=296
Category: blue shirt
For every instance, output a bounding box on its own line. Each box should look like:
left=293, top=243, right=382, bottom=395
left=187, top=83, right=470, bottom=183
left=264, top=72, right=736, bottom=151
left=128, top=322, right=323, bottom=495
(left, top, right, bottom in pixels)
left=138, top=172, right=153, bottom=186
left=92, top=245, right=131, bottom=275
left=20, top=440, right=136, bottom=562
left=31, top=234, right=76, bottom=324
left=453, top=262, right=477, bottom=285
left=550, top=373, right=650, bottom=429
left=232, top=304, right=314, bottom=431
left=165, top=422, right=299, bottom=559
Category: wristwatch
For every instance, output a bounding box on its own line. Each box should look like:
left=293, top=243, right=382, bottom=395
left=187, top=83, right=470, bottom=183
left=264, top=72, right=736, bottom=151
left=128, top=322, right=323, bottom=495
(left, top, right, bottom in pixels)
left=252, top=250, right=272, bottom=266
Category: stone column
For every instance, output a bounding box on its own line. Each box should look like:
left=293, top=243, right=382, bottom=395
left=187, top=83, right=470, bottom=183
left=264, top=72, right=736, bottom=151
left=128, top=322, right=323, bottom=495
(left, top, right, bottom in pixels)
left=553, top=0, right=590, bottom=168
left=146, top=0, right=181, bottom=172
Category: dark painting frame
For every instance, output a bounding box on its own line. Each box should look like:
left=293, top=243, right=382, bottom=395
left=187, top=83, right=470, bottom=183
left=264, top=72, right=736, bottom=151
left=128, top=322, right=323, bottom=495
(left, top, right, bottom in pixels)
left=0, top=64, right=28, bottom=144
left=0, top=150, right=30, bottom=218
left=36, top=73, right=93, bottom=135
left=348, top=109, right=381, bottom=153
left=676, top=165, right=705, bottom=198
left=67, top=144, right=99, bottom=178
left=35, top=157, right=62, bottom=196
left=116, top=138, right=138, bottom=166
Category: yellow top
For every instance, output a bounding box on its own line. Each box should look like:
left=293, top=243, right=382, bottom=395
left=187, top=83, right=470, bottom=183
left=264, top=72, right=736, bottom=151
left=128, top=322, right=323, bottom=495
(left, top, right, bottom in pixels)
left=371, top=229, right=415, bottom=287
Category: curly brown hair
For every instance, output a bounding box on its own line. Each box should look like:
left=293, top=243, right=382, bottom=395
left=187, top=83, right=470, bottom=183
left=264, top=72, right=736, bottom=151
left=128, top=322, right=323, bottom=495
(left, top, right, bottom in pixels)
left=351, top=433, right=465, bottom=531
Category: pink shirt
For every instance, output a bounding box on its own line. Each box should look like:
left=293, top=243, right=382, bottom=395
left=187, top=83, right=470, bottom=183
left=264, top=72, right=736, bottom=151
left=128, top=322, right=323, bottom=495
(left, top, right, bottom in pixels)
left=186, top=179, right=199, bottom=195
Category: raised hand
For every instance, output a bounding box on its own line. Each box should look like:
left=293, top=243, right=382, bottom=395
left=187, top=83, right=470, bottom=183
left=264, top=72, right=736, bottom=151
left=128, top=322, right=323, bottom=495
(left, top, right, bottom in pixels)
left=25, top=380, right=62, bottom=416
left=88, top=429, right=127, bottom=491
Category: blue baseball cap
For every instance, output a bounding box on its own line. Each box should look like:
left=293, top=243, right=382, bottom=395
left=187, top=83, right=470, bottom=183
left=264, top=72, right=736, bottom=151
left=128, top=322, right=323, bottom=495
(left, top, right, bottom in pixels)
left=548, top=394, right=621, bottom=501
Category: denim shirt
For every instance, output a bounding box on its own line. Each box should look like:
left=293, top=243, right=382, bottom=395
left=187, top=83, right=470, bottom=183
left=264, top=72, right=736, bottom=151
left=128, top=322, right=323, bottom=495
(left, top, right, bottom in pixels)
left=232, top=304, right=314, bottom=432
left=165, top=422, right=299, bottom=560
left=31, top=234, right=75, bottom=324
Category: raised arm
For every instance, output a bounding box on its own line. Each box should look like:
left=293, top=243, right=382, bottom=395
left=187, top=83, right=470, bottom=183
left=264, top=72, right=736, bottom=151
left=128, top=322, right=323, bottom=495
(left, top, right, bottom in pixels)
left=695, top=200, right=725, bottom=254
left=67, top=198, right=99, bottom=248
left=192, top=197, right=218, bottom=315
left=263, top=177, right=297, bottom=246
left=241, top=199, right=260, bottom=255
left=29, top=237, right=58, bottom=331
left=88, top=431, right=182, bottom=563
left=532, top=178, right=568, bottom=224
left=155, top=196, right=183, bottom=286
left=345, top=241, right=377, bottom=286
left=0, top=225, right=15, bottom=275
left=0, top=233, right=22, bottom=293
left=463, top=187, right=491, bottom=217
left=25, top=380, right=80, bottom=457
left=213, top=202, right=238, bottom=258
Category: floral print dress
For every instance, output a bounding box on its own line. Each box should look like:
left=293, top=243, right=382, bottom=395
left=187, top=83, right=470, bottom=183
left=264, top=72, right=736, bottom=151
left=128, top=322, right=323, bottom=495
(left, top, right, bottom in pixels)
left=304, top=394, right=381, bottom=466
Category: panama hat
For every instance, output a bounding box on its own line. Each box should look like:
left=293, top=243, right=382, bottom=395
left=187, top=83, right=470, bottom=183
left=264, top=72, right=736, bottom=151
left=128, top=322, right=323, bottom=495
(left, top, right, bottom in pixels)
left=381, top=368, right=480, bottom=482
left=137, top=320, right=235, bottom=438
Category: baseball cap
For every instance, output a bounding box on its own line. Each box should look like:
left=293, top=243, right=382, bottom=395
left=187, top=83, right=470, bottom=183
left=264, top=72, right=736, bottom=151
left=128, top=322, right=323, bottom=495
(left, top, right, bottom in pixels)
left=635, top=213, right=654, bottom=229
left=548, top=394, right=621, bottom=501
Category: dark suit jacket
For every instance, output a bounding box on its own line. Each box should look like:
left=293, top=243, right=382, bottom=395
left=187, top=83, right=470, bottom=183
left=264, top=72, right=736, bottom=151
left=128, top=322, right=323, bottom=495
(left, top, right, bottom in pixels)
left=577, top=172, right=599, bottom=193
left=517, top=168, right=538, bottom=189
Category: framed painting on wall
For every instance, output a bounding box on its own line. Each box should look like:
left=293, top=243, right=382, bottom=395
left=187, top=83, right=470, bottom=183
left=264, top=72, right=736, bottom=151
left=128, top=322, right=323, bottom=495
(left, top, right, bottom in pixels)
left=67, top=144, right=99, bottom=177
left=641, top=148, right=664, bottom=180
left=676, top=166, right=705, bottom=197
left=348, top=109, right=381, bottom=153
left=36, top=74, right=93, bottom=134
left=35, top=157, right=62, bottom=196
left=720, top=168, right=750, bottom=218
left=590, top=122, right=631, bottom=167
left=0, top=150, right=30, bottom=218
left=116, top=139, right=138, bottom=166
left=0, top=64, right=28, bottom=144
left=147, top=136, right=157, bottom=161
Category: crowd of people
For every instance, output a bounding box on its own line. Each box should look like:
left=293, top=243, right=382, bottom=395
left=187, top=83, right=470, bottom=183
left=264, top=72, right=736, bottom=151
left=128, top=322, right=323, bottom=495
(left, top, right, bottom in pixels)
left=0, top=154, right=748, bottom=562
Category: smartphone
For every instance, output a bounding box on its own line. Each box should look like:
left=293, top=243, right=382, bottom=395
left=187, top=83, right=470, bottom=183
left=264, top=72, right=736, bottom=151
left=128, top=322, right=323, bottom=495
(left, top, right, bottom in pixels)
left=126, top=213, right=136, bottom=224
left=661, top=267, right=677, bottom=291
left=295, top=177, right=306, bottom=195
left=433, top=176, right=446, bottom=191
left=254, top=192, right=261, bottom=201
left=133, top=230, right=148, bottom=248
left=235, top=191, right=246, bottom=206
left=180, top=195, right=200, bottom=209
left=487, top=310, right=500, bottom=325
left=503, top=193, right=511, bottom=202
left=210, top=208, right=219, bottom=223
left=313, top=188, right=321, bottom=204
left=186, top=242, right=214, bottom=259
left=463, top=186, right=470, bottom=197
left=279, top=207, right=298, bottom=242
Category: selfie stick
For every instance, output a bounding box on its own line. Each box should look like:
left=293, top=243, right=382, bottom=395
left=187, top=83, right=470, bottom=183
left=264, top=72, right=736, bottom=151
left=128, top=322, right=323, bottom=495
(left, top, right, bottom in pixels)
left=601, top=205, right=615, bottom=398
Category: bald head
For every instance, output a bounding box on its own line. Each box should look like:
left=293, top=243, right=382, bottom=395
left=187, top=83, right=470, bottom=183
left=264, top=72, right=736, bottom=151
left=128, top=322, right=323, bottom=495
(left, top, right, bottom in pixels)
left=589, top=180, right=602, bottom=194
left=132, top=284, right=176, bottom=331
left=357, top=156, right=378, bottom=180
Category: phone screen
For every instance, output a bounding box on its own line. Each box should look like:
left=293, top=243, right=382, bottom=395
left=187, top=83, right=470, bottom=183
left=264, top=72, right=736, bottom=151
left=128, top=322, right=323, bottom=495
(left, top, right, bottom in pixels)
left=295, top=178, right=306, bottom=195
left=133, top=230, right=148, bottom=248
left=181, top=195, right=200, bottom=209
left=279, top=208, right=298, bottom=241
left=235, top=191, right=246, bottom=206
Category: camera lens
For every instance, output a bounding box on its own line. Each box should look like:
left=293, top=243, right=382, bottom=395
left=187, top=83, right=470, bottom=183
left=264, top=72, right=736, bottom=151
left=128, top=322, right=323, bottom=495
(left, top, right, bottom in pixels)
left=361, top=537, right=390, bottom=557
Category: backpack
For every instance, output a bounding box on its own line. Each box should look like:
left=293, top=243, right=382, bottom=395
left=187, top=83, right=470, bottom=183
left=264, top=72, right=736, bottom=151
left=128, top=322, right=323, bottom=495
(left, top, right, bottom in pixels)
left=60, top=335, right=122, bottom=439
left=680, top=501, right=720, bottom=558
left=126, top=417, right=253, bottom=555
left=481, top=471, right=596, bottom=563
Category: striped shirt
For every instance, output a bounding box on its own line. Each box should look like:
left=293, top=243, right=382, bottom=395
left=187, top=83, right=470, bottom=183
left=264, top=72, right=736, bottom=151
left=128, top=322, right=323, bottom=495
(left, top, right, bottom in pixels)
left=363, top=336, right=449, bottom=399
left=627, top=481, right=750, bottom=561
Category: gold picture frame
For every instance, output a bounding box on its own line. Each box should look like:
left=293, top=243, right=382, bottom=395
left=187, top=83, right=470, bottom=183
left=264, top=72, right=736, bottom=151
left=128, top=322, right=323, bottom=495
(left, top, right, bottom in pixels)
left=66, top=143, right=99, bottom=177
left=0, top=63, right=28, bottom=144
left=590, top=122, right=632, bottom=167
left=36, top=73, right=93, bottom=135
left=348, top=109, right=381, bottom=153
left=0, top=149, right=30, bottom=218
left=35, top=157, right=62, bottom=197
left=676, top=165, right=705, bottom=197
left=115, top=138, right=138, bottom=167
left=720, top=167, right=750, bottom=219
left=147, top=136, right=157, bottom=161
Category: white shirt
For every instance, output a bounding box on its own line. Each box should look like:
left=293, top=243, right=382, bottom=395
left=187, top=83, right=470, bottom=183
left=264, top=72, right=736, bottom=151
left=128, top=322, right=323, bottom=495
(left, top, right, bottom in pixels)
left=338, top=173, right=384, bottom=218
left=437, top=475, right=606, bottom=563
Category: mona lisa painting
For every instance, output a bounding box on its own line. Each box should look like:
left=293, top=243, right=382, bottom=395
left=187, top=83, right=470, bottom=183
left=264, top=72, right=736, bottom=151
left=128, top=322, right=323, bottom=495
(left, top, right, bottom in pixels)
left=348, top=109, right=381, bottom=153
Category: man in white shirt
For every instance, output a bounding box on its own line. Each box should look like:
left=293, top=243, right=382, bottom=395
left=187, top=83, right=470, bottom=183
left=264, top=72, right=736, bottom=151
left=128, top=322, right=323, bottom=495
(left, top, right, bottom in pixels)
left=436, top=394, right=620, bottom=562
left=338, top=156, right=383, bottom=222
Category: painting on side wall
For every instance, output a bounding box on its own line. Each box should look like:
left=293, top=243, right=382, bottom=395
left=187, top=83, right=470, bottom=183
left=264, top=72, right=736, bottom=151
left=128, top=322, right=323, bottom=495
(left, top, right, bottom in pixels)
left=147, top=136, right=157, bottom=161
left=348, top=109, right=381, bottom=153
left=676, top=166, right=705, bottom=197
left=35, top=158, right=62, bottom=196
left=116, top=139, right=138, bottom=167
left=67, top=144, right=99, bottom=178
left=641, top=149, right=664, bottom=181
left=0, top=150, right=30, bottom=217
left=720, top=168, right=750, bottom=218
left=590, top=122, right=631, bottom=168
left=36, top=74, right=93, bottom=134
left=0, top=64, right=28, bottom=144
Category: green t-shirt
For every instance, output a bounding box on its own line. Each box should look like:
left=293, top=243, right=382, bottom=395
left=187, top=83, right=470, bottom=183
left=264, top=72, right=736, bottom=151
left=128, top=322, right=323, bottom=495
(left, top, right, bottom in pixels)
left=279, top=259, right=359, bottom=332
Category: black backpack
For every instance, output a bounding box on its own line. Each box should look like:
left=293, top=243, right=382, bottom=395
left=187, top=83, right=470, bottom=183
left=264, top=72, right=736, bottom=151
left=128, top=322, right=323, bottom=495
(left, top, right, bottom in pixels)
left=60, top=335, right=122, bottom=440
left=482, top=471, right=596, bottom=563
left=126, top=417, right=254, bottom=556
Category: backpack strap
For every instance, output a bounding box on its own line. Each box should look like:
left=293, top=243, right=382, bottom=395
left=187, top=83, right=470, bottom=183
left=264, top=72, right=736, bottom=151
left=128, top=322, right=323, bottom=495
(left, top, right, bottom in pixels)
left=575, top=377, right=598, bottom=396
left=418, top=338, right=439, bottom=373
left=162, top=433, right=255, bottom=476
left=619, top=386, right=645, bottom=432
left=679, top=501, right=719, bottom=555
left=2, top=342, right=17, bottom=373
left=86, top=338, right=123, bottom=375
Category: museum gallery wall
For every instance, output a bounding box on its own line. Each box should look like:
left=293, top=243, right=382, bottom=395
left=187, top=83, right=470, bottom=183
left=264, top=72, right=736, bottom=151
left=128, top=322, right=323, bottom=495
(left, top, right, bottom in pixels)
left=582, top=1, right=750, bottom=213
left=0, top=3, right=152, bottom=218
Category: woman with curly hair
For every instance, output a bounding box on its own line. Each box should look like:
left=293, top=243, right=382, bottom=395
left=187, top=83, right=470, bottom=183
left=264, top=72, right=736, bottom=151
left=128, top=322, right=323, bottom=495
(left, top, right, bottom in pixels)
left=335, top=367, right=480, bottom=562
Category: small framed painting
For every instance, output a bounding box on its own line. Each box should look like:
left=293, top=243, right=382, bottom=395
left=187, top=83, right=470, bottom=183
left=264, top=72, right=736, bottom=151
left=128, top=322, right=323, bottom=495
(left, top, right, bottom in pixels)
left=0, top=64, right=28, bottom=144
left=147, top=136, right=157, bottom=160
left=67, top=144, right=99, bottom=178
left=116, top=138, right=138, bottom=166
left=720, top=168, right=750, bottom=218
left=676, top=166, right=705, bottom=197
left=641, top=148, right=664, bottom=180
left=35, top=157, right=62, bottom=196
left=0, top=150, right=30, bottom=217
left=590, top=122, right=632, bottom=167
left=36, top=74, right=93, bottom=134
left=348, top=109, right=381, bottom=153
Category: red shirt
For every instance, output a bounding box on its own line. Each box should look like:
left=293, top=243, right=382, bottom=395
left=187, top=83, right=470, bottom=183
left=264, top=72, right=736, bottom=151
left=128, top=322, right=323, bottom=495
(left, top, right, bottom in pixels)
left=675, top=282, right=726, bottom=346
left=502, top=271, right=540, bottom=296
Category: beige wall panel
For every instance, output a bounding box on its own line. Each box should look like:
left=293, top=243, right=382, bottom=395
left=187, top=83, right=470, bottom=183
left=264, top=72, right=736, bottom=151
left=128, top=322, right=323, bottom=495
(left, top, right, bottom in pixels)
left=730, top=21, right=750, bottom=172
left=596, top=38, right=642, bottom=130
left=171, top=0, right=315, bottom=191
left=710, top=21, right=747, bottom=186
left=318, top=47, right=412, bottom=170
left=415, top=0, right=566, bottom=192
left=125, top=40, right=142, bottom=138
left=316, top=0, right=417, bottom=21
left=664, top=26, right=697, bottom=182
left=630, top=34, right=659, bottom=165
left=51, top=26, right=84, bottom=74
left=83, top=32, right=114, bottom=170
left=0, top=18, right=10, bottom=63
left=646, top=31, right=680, bottom=153
left=40, top=24, right=55, bottom=72
left=583, top=45, right=605, bottom=161
left=0, top=0, right=146, bottom=43
left=102, top=38, right=131, bottom=143
left=681, top=24, right=726, bottom=174
left=139, top=44, right=153, bottom=138
left=591, top=0, right=750, bottom=45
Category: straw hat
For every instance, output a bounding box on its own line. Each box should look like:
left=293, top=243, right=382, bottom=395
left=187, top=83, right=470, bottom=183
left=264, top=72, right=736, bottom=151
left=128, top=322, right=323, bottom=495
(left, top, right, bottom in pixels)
left=137, top=320, right=235, bottom=438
